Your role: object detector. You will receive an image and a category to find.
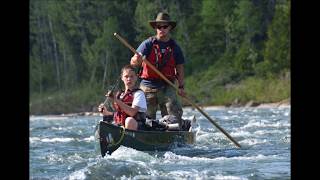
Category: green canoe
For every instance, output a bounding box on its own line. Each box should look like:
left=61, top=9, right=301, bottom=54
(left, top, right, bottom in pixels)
left=95, top=120, right=196, bottom=157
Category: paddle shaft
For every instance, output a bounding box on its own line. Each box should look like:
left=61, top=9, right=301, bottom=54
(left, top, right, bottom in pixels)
left=113, top=33, right=241, bottom=148
left=101, top=77, right=120, bottom=112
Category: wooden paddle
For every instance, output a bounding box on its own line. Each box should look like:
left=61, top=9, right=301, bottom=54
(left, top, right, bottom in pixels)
left=114, top=33, right=241, bottom=148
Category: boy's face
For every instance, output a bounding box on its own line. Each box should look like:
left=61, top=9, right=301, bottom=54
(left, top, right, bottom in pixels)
left=121, top=69, right=137, bottom=89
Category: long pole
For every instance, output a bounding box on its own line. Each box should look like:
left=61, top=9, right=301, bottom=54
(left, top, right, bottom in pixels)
left=114, top=33, right=241, bottom=148
left=101, top=77, right=120, bottom=112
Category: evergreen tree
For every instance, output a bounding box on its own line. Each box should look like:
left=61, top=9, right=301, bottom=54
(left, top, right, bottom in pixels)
left=258, top=0, right=290, bottom=76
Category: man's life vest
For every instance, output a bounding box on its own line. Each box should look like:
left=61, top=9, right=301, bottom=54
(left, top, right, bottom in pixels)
left=113, top=89, right=139, bottom=126
left=140, top=37, right=176, bottom=81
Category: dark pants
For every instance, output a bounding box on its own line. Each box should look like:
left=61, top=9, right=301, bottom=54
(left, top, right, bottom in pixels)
left=140, top=83, right=183, bottom=120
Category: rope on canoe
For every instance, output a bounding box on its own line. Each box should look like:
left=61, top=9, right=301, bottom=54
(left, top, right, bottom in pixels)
left=110, top=126, right=125, bottom=146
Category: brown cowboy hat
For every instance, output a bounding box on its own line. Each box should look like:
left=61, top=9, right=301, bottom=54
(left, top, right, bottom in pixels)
left=149, top=12, right=176, bottom=30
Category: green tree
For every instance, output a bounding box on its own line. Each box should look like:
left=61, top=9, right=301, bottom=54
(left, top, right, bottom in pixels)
left=188, top=0, right=236, bottom=74
left=258, top=0, right=290, bottom=76
left=231, top=0, right=272, bottom=76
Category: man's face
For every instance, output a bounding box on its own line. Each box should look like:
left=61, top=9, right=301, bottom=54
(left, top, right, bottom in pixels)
left=156, top=22, right=171, bottom=37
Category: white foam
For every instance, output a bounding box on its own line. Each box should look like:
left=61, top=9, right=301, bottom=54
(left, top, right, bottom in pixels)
left=203, top=106, right=226, bottom=110
left=29, top=137, right=41, bottom=143
left=83, top=136, right=95, bottom=142
left=254, top=129, right=288, bottom=135
left=241, top=120, right=289, bottom=129
left=30, top=136, right=96, bottom=143
left=213, top=154, right=277, bottom=161
left=239, top=138, right=268, bottom=146
left=46, top=153, right=64, bottom=163
left=230, top=130, right=252, bottom=137
left=67, top=168, right=86, bottom=180
left=51, top=127, right=64, bottom=130
left=42, top=137, right=74, bottom=143
left=30, top=116, right=70, bottom=121
left=213, top=174, right=248, bottom=180
left=65, top=161, right=100, bottom=180
left=163, top=151, right=213, bottom=163
left=166, top=170, right=196, bottom=178
left=162, top=151, right=277, bottom=165
left=30, top=137, right=74, bottom=143
left=109, top=146, right=157, bottom=163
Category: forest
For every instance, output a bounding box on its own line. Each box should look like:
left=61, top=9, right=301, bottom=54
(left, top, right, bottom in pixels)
left=30, top=0, right=290, bottom=115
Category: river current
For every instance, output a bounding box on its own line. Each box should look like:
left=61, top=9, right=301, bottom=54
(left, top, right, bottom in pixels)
left=30, top=106, right=290, bottom=179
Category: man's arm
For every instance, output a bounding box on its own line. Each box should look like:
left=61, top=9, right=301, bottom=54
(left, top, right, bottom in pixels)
left=130, top=53, right=142, bottom=67
left=176, top=64, right=184, bottom=88
left=176, top=64, right=186, bottom=96
left=130, top=39, right=152, bottom=67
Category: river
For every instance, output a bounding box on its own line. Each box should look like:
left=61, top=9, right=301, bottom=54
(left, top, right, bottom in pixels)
left=30, top=106, right=290, bottom=179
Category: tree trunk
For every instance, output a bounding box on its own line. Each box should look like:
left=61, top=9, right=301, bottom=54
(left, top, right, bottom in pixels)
left=102, top=51, right=109, bottom=90
left=36, top=13, right=43, bottom=113
left=48, top=14, right=61, bottom=90
left=62, top=44, right=67, bottom=89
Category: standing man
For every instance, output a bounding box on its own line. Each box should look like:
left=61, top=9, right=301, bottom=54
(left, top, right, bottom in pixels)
left=130, top=12, right=186, bottom=127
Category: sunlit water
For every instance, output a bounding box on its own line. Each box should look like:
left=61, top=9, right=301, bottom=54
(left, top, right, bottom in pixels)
left=30, top=106, right=290, bottom=179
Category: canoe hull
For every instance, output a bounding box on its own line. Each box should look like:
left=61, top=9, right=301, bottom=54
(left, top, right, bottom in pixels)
left=95, top=121, right=195, bottom=156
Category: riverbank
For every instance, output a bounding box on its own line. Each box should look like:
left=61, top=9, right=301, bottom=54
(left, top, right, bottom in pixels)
left=184, top=99, right=290, bottom=111
left=36, top=99, right=289, bottom=117
left=30, top=71, right=290, bottom=116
